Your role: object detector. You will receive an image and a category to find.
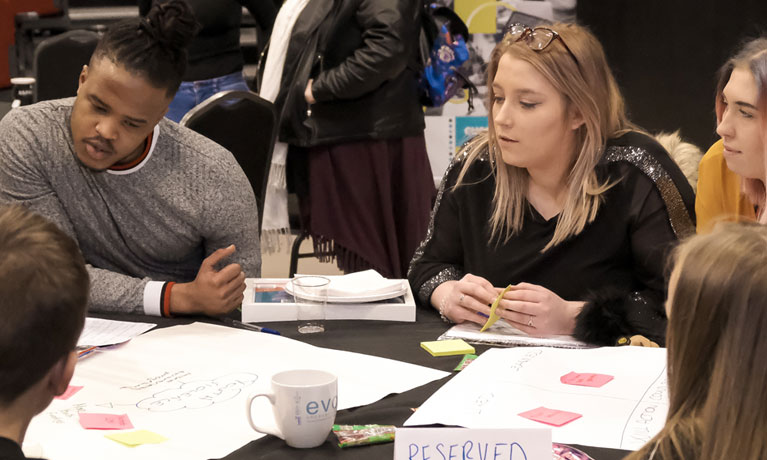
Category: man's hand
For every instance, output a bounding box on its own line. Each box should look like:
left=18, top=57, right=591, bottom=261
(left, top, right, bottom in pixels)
left=170, top=245, right=246, bottom=316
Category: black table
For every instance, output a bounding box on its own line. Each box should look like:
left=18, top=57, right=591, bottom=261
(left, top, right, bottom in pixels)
left=91, top=309, right=630, bottom=460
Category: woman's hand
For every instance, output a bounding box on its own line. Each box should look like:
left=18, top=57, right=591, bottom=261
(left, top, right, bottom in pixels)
left=495, top=283, right=584, bottom=336
left=304, top=79, right=316, bottom=104
left=430, top=274, right=498, bottom=325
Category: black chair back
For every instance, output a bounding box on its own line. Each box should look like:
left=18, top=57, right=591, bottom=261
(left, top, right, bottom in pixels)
left=180, top=90, right=277, bottom=235
left=33, top=29, right=99, bottom=102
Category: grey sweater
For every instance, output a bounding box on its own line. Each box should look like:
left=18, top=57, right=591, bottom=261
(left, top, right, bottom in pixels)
left=0, top=98, right=261, bottom=315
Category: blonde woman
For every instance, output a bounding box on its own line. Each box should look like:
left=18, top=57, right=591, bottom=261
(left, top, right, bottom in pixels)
left=626, top=222, right=767, bottom=460
left=408, top=23, right=695, bottom=345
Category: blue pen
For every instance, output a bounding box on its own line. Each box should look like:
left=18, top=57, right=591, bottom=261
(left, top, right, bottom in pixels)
left=231, top=319, right=281, bottom=335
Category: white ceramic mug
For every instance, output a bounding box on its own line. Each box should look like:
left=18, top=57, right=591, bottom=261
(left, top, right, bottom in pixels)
left=246, top=369, right=338, bottom=448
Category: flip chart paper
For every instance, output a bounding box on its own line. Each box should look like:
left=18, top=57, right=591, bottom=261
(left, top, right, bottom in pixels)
left=405, top=346, right=668, bottom=451
left=27, top=322, right=448, bottom=460
left=77, top=318, right=156, bottom=347
left=78, top=413, right=133, bottom=430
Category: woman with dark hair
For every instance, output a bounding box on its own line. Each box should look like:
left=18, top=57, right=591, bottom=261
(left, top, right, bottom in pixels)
left=696, top=37, right=767, bottom=232
left=626, top=222, right=767, bottom=460
left=408, top=23, right=696, bottom=345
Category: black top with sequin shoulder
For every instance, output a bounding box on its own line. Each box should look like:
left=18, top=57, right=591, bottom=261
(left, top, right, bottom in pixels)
left=407, top=131, right=696, bottom=346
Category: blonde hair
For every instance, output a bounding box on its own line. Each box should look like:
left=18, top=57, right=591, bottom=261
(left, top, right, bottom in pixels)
left=626, top=222, right=767, bottom=460
left=714, top=37, right=767, bottom=222
left=456, top=23, right=633, bottom=251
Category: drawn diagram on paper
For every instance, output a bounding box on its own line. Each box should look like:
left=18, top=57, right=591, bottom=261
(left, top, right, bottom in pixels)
left=136, top=372, right=258, bottom=412
left=45, top=371, right=259, bottom=424
left=26, top=322, right=450, bottom=460
left=404, top=346, right=669, bottom=451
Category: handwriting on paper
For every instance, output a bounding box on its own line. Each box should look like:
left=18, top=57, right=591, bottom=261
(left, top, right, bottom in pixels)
left=507, top=349, right=543, bottom=373
left=78, top=413, right=134, bottom=430
left=121, top=370, right=192, bottom=391
left=518, top=406, right=582, bottom=427
left=136, top=372, right=258, bottom=412
left=622, top=370, right=668, bottom=448
left=47, top=403, right=89, bottom=424
left=560, top=372, right=614, bottom=388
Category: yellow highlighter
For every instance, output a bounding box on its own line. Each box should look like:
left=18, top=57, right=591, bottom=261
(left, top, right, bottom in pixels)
left=480, top=284, right=512, bottom=332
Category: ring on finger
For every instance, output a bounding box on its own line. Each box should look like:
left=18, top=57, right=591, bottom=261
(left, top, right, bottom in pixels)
left=527, top=315, right=534, bottom=327
left=459, top=294, right=465, bottom=305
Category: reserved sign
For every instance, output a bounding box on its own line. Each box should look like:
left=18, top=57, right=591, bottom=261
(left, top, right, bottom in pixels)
left=394, top=428, right=551, bottom=460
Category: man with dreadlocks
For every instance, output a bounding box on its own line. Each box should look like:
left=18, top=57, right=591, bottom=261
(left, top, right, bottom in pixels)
left=0, top=0, right=260, bottom=318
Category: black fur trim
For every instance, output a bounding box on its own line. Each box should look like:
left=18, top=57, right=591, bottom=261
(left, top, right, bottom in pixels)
left=573, top=287, right=634, bottom=346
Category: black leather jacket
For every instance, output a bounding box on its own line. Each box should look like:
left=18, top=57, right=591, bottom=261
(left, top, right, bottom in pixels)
left=271, top=0, right=425, bottom=147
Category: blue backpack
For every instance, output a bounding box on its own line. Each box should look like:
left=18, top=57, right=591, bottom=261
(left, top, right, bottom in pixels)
left=417, top=3, right=478, bottom=111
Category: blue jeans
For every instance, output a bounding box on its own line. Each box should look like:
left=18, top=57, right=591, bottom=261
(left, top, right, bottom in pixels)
left=166, top=71, right=250, bottom=123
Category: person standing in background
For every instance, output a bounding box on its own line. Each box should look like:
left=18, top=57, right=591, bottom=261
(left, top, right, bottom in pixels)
left=139, top=0, right=277, bottom=122
left=261, top=0, right=435, bottom=279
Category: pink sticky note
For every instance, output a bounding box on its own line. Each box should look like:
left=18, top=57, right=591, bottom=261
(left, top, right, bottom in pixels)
left=78, top=413, right=134, bottom=430
left=55, top=385, right=83, bottom=400
left=519, top=406, right=582, bottom=427
left=560, top=371, right=614, bottom=388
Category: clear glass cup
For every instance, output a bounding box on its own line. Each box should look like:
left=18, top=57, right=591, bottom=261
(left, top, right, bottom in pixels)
left=292, top=276, right=330, bottom=334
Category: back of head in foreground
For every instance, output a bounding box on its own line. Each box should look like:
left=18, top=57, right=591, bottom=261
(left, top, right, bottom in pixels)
left=0, top=206, right=89, bottom=443
left=456, top=22, right=633, bottom=251
left=626, top=221, right=767, bottom=460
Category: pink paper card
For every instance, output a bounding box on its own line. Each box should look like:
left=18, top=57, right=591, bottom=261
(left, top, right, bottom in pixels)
left=55, top=385, right=83, bottom=400
left=560, top=371, right=614, bottom=388
left=519, top=406, right=582, bottom=427
left=78, top=413, right=134, bottom=430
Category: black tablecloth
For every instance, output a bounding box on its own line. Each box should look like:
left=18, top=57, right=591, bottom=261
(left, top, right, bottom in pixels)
left=91, top=308, right=630, bottom=460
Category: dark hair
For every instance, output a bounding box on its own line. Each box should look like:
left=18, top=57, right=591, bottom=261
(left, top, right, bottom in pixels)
left=91, top=0, right=199, bottom=96
left=0, top=206, right=89, bottom=405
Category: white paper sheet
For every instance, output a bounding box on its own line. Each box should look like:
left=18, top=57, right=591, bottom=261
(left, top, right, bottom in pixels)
left=440, top=321, right=591, bottom=349
left=404, top=347, right=668, bottom=451
left=77, top=317, right=157, bottom=348
left=27, top=322, right=449, bottom=460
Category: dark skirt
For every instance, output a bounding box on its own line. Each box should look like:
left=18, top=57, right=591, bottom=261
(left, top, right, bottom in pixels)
left=302, top=134, right=436, bottom=278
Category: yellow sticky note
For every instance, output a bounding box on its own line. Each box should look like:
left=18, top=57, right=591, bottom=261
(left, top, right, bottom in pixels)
left=105, top=430, right=168, bottom=447
left=481, top=284, right=511, bottom=332
left=421, top=339, right=475, bottom=357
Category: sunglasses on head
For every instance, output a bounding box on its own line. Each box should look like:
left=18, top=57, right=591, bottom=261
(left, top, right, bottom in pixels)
left=503, top=23, right=581, bottom=70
